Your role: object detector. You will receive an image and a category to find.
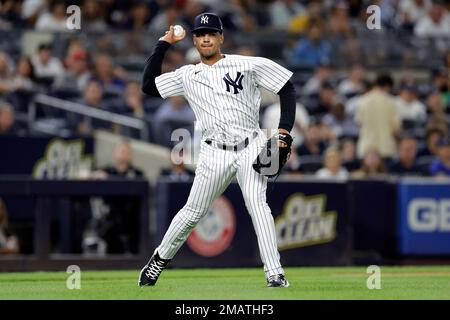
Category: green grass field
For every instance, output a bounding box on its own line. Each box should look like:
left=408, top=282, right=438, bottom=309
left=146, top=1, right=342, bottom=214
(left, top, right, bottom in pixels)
left=1, top=266, right=449, bottom=300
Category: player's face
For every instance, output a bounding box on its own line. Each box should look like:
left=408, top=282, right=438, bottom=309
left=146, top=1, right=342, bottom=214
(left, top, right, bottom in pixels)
left=193, top=30, right=223, bottom=59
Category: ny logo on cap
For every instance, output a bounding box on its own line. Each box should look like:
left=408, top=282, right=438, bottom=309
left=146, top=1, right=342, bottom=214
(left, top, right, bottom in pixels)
left=200, top=15, right=209, bottom=24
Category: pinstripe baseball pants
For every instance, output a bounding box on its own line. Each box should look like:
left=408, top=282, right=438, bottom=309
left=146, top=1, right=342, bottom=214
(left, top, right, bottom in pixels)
left=156, top=130, right=285, bottom=278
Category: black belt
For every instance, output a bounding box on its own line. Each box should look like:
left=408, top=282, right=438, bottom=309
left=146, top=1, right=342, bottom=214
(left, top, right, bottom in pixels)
left=205, top=132, right=258, bottom=152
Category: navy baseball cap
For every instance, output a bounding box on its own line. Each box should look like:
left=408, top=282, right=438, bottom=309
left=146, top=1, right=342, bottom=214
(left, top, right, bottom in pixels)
left=191, top=13, right=223, bottom=34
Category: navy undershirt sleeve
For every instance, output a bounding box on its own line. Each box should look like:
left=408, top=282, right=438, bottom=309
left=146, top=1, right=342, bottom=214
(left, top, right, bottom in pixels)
left=141, top=40, right=171, bottom=97
left=277, top=80, right=296, bottom=132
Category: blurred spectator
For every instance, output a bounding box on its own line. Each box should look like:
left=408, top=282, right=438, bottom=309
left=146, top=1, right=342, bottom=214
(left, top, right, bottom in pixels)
left=376, top=0, right=401, bottom=29
left=262, top=101, right=309, bottom=147
left=35, top=0, right=69, bottom=31
left=431, top=68, right=450, bottom=108
left=0, top=0, right=23, bottom=29
left=53, top=48, right=91, bottom=92
left=91, top=54, right=127, bottom=94
left=287, top=0, right=322, bottom=34
left=0, top=102, right=17, bottom=135
left=120, top=80, right=147, bottom=118
left=395, top=83, right=427, bottom=122
left=351, top=148, right=387, bottom=178
left=11, top=57, right=37, bottom=91
left=154, top=96, right=195, bottom=123
left=160, top=150, right=194, bottom=182
left=81, top=0, right=108, bottom=32
left=308, top=81, right=339, bottom=116
left=355, top=73, right=401, bottom=159
left=79, top=79, right=105, bottom=108
left=301, top=63, right=332, bottom=96
left=0, top=198, right=19, bottom=254
left=21, top=0, right=47, bottom=27
left=327, top=1, right=360, bottom=63
left=127, top=1, right=152, bottom=31
left=288, top=18, right=331, bottom=68
left=414, top=1, right=450, bottom=38
left=269, top=0, right=305, bottom=30
left=153, top=96, right=195, bottom=146
left=429, top=135, right=450, bottom=177
left=389, top=135, right=423, bottom=175
left=340, top=137, right=359, bottom=171
left=399, top=0, right=432, bottom=30
left=425, top=89, right=449, bottom=133
left=315, top=146, right=349, bottom=180
left=319, top=121, right=337, bottom=146
left=69, top=80, right=109, bottom=135
left=417, top=127, right=445, bottom=157
left=426, top=88, right=446, bottom=114
left=110, top=80, right=154, bottom=139
left=322, top=102, right=359, bottom=139
left=337, top=64, right=365, bottom=98
left=0, top=50, right=13, bottom=95
left=89, top=139, right=144, bottom=254
left=327, top=1, right=353, bottom=39
left=93, top=139, right=144, bottom=179
left=296, top=121, right=326, bottom=157
left=31, top=43, right=64, bottom=84
left=149, top=4, right=185, bottom=35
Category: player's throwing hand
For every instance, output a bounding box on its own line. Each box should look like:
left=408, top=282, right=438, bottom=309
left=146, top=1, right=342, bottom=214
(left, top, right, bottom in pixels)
left=159, top=25, right=186, bottom=45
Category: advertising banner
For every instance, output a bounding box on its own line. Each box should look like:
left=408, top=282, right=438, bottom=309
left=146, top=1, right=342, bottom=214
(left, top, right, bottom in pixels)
left=398, top=178, right=450, bottom=255
left=156, top=179, right=352, bottom=267
left=0, top=136, right=93, bottom=177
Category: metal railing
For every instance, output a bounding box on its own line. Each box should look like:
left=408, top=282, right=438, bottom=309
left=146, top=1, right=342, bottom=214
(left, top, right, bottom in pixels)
left=29, top=94, right=149, bottom=139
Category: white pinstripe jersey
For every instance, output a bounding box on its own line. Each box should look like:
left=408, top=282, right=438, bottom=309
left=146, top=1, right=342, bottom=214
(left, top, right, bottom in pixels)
left=155, top=54, right=293, bottom=144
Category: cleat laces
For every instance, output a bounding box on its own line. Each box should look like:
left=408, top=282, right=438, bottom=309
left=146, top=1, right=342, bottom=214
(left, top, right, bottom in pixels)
left=145, top=259, right=166, bottom=280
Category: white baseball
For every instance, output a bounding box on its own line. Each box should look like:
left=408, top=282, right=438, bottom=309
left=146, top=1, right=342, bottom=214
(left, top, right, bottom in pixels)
left=173, top=25, right=184, bottom=37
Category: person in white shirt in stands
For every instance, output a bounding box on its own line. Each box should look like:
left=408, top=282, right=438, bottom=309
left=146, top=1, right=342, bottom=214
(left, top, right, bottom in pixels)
left=337, top=64, right=365, bottom=98
left=315, top=146, right=349, bottom=180
left=395, top=83, right=427, bottom=122
left=414, top=1, right=450, bottom=38
left=31, top=43, right=64, bottom=81
left=399, top=0, right=432, bottom=26
left=35, top=0, right=68, bottom=31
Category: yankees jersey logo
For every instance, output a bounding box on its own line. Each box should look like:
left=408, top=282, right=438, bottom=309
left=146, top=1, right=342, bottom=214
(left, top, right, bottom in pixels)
left=223, top=72, right=244, bottom=94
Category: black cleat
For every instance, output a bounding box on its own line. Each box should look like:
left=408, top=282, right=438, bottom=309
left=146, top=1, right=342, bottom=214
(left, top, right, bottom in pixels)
left=138, top=252, right=171, bottom=287
left=267, top=274, right=290, bottom=287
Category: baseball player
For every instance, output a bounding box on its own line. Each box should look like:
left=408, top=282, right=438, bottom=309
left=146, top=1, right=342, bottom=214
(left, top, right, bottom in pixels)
left=138, top=13, right=296, bottom=288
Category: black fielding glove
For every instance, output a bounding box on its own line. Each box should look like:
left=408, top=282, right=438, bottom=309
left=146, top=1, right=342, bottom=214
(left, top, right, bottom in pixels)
left=252, top=133, right=293, bottom=177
